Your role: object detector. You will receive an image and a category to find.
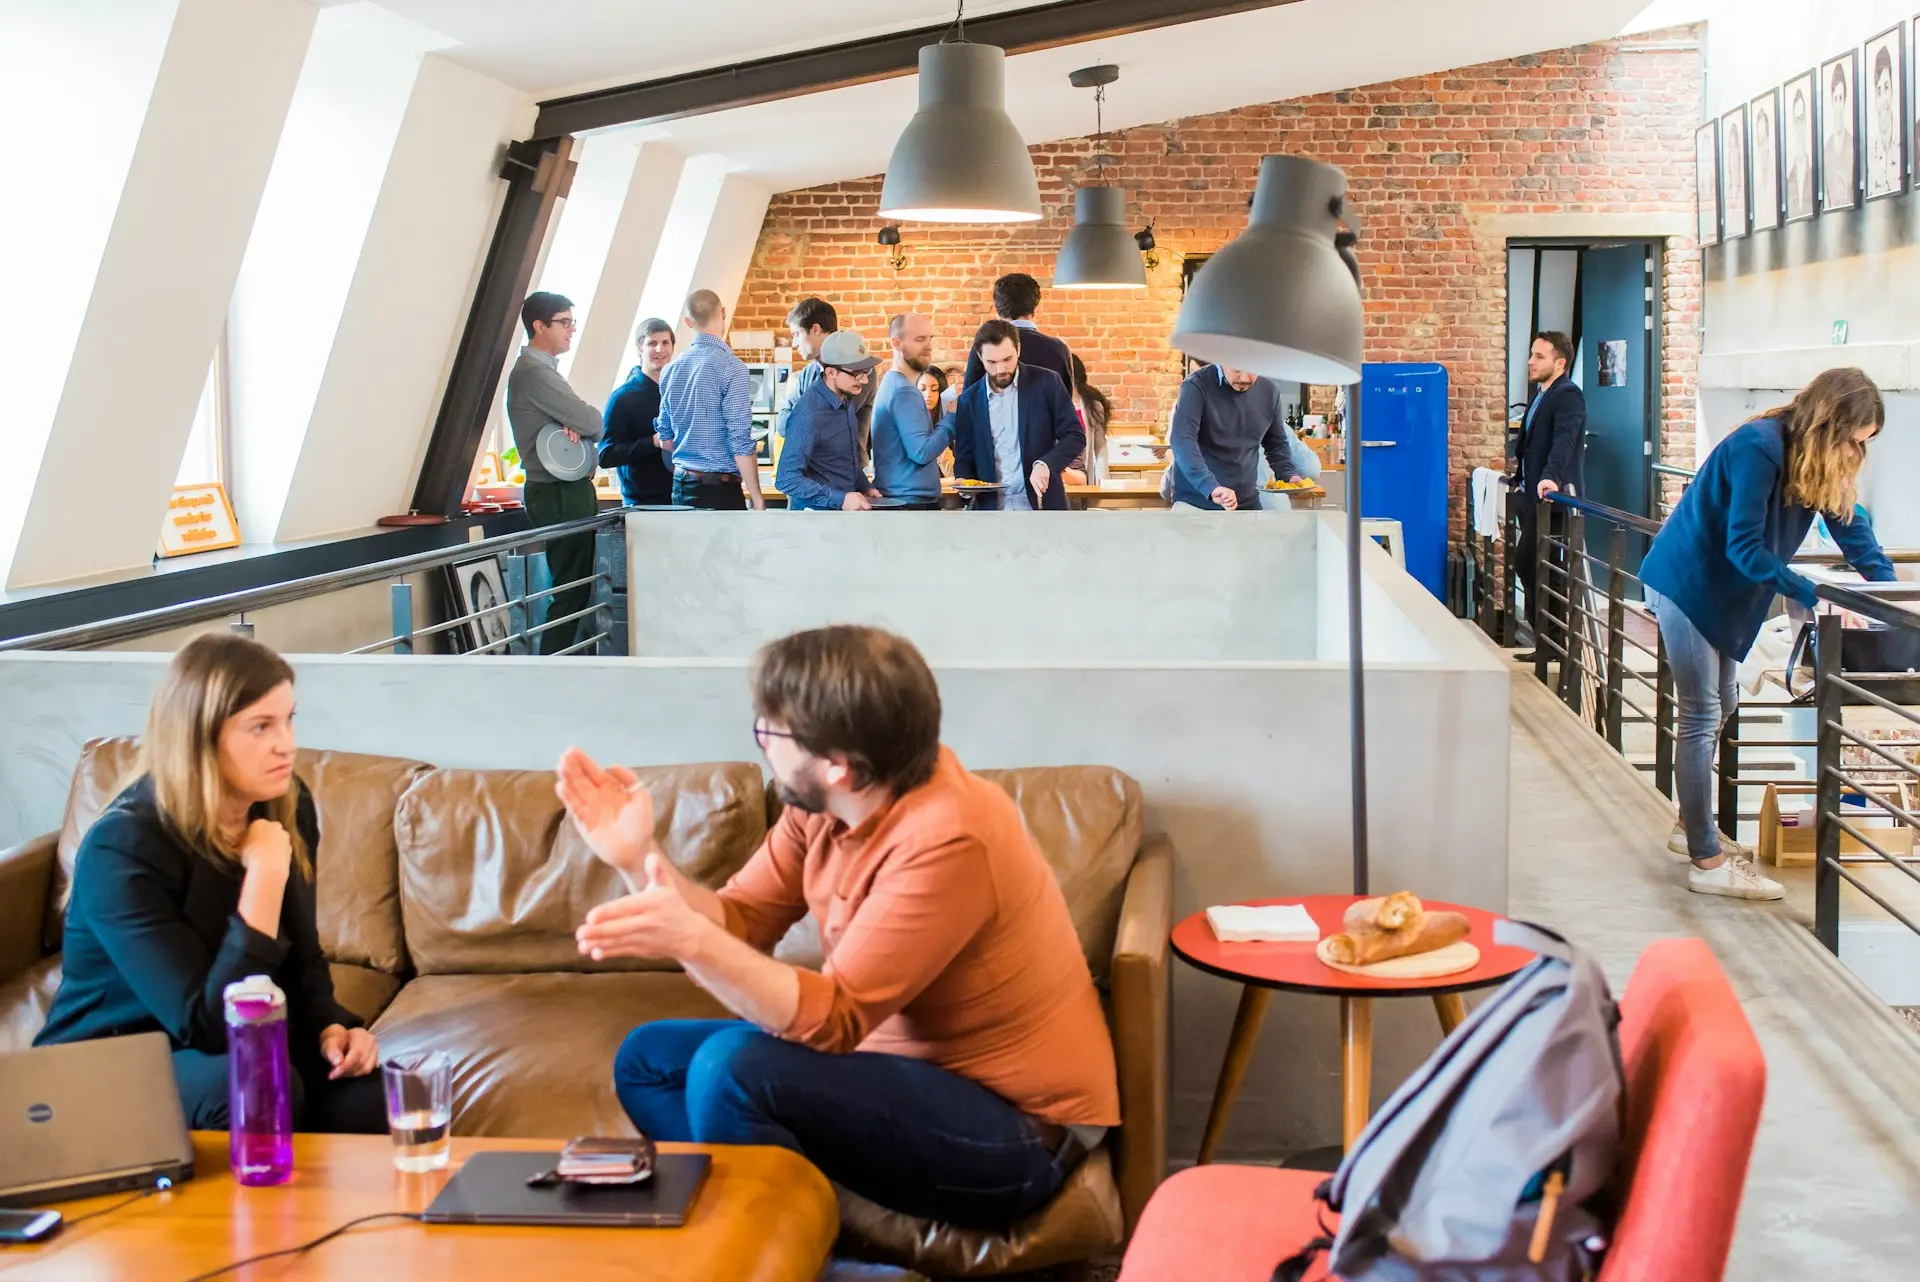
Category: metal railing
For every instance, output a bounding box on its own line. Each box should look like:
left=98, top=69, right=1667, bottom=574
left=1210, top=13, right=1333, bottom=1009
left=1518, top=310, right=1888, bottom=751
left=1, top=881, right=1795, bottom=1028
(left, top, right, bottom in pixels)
left=1810, top=585, right=1920, bottom=955
left=0, top=512, right=630, bottom=657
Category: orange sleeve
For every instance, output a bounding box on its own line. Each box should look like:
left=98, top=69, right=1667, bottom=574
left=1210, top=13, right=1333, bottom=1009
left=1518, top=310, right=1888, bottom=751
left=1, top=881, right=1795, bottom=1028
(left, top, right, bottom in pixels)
left=782, top=833, right=995, bottom=1054
left=716, top=810, right=810, bottom=953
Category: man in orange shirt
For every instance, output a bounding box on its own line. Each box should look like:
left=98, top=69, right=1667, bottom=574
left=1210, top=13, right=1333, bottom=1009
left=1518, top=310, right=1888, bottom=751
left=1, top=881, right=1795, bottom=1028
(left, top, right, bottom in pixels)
left=558, top=625, right=1119, bottom=1229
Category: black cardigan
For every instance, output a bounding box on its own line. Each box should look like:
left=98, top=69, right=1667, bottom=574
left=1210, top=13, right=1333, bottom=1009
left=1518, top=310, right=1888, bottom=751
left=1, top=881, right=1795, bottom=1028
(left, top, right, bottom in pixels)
left=34, top=776, right=360, bottom=1055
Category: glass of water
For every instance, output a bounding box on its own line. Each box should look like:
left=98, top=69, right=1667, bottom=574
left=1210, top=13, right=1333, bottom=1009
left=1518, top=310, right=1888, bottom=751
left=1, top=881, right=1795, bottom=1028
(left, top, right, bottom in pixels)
left=381, top=1051, right=452, bottom=1172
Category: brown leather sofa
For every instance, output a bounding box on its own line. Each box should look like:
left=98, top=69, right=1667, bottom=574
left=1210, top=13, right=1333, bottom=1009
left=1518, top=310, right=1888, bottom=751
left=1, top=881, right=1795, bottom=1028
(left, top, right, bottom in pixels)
left=0, top=737, right=1170, bottom=1276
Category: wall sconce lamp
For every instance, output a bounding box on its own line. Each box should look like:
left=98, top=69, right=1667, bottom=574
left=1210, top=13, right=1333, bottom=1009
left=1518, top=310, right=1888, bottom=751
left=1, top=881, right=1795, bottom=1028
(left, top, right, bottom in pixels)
left=1135, top=224, right=1159, bottom=270
left=877, top=224, right=907, bottom=272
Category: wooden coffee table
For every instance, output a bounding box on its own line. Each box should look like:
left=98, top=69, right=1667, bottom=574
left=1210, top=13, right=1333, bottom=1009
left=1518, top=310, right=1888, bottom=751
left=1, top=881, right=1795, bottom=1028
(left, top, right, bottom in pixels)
left=21, top=1133, right=838, bottom=1281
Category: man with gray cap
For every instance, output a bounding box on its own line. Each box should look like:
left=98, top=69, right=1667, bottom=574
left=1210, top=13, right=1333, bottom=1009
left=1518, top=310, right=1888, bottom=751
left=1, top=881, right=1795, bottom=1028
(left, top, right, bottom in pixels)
left=775, top=330, right=883, bottom=511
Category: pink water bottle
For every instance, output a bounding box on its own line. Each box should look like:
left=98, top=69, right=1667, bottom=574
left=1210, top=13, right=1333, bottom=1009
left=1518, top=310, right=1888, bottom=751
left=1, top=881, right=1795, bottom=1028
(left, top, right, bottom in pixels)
left=224, top=975, right=294, bottom=1186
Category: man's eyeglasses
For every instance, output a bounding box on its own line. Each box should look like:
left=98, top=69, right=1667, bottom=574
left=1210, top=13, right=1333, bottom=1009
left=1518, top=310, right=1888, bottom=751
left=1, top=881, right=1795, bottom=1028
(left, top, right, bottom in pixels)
left=544, top=316, right=579, bottom=329
left=752, top=720, right=797, bottom=751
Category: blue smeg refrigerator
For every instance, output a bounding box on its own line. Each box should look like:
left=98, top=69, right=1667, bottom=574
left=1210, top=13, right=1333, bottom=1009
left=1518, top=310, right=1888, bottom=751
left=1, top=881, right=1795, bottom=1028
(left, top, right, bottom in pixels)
left=1357, top=362, right=1449, bottom=600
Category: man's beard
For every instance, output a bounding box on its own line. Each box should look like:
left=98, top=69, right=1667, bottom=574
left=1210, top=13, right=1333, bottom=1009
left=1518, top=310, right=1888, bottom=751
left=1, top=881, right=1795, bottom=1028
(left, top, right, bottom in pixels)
left=989, top=371, right=1016, bottom=391
left=904, top=353, right=930, bottom=374
left=773, top=764, right=830, bottom=814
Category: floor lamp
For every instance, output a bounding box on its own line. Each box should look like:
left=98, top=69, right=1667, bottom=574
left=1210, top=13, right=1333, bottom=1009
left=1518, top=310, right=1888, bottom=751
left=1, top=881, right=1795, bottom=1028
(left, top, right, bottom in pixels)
left=1172, top=156, right=1370, bottom=892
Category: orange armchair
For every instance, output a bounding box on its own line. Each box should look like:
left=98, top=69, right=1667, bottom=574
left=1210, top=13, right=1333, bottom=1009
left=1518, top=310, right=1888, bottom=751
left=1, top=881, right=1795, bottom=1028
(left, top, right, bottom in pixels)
left=1118, top=937, right=1765, bottom=1282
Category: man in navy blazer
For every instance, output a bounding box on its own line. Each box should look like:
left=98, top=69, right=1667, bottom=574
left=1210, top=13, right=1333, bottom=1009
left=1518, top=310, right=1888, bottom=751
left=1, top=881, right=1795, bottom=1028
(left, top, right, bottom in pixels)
left=1513, top=331, right=1587, bottom=659
left=952, top=320, right=1085, bottom=511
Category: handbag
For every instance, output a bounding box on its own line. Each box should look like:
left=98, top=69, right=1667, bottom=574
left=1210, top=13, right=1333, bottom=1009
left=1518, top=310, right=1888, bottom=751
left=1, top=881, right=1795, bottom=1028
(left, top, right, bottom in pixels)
left=1784, top=619, right=1920, bottom=706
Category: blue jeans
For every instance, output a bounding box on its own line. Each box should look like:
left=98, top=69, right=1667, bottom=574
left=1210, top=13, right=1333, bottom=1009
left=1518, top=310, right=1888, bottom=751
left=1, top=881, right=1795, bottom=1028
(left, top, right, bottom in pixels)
left=612, top=1019, right=1066, bottom=1228
left=1647, top=589, right=1738, bottom=863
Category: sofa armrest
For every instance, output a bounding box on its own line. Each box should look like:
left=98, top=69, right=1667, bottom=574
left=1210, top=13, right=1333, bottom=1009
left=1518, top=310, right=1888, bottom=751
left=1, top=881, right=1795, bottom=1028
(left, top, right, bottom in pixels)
left=1108, top=832, right=1172, bottom=1235
left=0, top=832, right=58, bottom=986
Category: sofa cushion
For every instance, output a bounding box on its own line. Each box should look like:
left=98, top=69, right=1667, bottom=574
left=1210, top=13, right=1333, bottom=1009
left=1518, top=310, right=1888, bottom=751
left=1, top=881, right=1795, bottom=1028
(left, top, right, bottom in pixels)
left=394, top=763, right=768, bottom=975
left=838, top=1145, right=1125, bottom=1276
left=975, top=767, right=1143, bottom=986
left=330, top=963, right=405, bottom=1027
left=0, top=956, right=61, bottom=1055
left=51, top=737, right=425, bottom=974
left=369, top=972, right=730, bottom=1137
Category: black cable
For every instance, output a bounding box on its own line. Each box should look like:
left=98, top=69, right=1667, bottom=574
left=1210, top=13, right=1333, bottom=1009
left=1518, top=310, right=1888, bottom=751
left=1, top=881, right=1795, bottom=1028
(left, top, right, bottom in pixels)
left=178, top=1212, right=423, bottom=1282
left=59, top=1185, right=164, bottom=1227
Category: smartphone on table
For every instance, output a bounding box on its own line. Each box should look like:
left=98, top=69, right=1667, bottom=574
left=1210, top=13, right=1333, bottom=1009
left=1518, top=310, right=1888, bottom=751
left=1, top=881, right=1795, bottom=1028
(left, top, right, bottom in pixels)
left=0, top=1209, right=62, bottom=1244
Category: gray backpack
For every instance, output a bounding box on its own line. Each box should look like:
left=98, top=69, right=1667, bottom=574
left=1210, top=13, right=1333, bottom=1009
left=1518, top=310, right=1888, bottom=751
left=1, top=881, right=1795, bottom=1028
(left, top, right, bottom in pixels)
left=1277, top=920, right=1624, bottom=1282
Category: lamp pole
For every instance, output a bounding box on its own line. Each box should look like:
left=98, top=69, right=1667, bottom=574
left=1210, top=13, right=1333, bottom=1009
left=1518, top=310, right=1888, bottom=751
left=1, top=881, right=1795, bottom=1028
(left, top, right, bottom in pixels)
left=1343, top=374, right=1368, bottom=895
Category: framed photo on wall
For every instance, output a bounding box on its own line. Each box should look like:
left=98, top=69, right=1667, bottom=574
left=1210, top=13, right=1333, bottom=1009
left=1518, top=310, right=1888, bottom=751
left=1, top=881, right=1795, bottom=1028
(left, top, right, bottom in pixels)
left=1819, top=48, right=1860, bottom=211
left=1695, top=121, right=1720, bottom=245
left=1720, top=104, right=1749, bottom=237
left=1750, top=89, right=1782, bottom=231
left=1782, top=69, right=1819, bottom=221
left=1864, top=24, right=1907, bottom=198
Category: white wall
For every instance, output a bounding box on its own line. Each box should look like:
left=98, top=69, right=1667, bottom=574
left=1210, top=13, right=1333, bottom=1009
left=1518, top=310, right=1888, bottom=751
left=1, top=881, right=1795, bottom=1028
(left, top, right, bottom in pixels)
left=226, top=2, right=446, bottom=543
left=626, top=511, right=1320, bottom=661
left=560, top=143, right=688, bottom=408
left=272, top=56, right=536, bottom=541
left=0, top=0, right=180, bottom=587
left=2, top=0, right=315, bottom=588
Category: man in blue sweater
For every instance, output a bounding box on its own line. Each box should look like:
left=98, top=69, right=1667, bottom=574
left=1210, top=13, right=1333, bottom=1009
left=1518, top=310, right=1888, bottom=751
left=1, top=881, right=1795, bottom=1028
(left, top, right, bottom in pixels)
left=775, top=331, right=882, bottom=511
left=872, top=313, right=955, bottom=510
left=1168, top=364, right=1304, bottom=510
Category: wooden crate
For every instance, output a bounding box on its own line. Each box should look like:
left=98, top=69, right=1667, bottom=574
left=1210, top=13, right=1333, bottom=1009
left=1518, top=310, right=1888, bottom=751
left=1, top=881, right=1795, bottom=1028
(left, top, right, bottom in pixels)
left=1757, top=782, right=1916, bottom=867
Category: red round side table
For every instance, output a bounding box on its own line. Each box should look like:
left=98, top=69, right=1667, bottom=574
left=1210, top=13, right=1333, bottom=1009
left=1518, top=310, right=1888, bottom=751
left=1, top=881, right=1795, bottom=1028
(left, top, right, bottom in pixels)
left=1170, top=894, right=1534, bottom=1164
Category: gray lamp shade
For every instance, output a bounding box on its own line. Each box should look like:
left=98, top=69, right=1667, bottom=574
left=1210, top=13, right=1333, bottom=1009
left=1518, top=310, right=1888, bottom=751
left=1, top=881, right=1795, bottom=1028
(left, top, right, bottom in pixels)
left=1054, top=186, right=1147, bottom=288
left=879, top=42, right=1041, bottom=223
left=1171, top=155, right=1363, bottom=385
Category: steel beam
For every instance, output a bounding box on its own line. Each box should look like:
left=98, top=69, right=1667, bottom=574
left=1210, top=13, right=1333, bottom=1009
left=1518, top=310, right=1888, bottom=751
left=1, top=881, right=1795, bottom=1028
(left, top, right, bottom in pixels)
left=533, top=0, right=1300, bottom=138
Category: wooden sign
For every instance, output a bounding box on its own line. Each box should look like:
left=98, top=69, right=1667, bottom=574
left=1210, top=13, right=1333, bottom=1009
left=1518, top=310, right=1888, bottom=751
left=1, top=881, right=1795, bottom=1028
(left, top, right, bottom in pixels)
left=158, top=483, right=241, bottom=558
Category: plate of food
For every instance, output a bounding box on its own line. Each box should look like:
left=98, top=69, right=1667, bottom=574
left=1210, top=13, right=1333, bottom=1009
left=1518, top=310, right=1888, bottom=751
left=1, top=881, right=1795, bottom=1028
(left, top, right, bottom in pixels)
left=1263, top=477, right=1320, bottom=492
left=951, top=477, right=1015, bottom=491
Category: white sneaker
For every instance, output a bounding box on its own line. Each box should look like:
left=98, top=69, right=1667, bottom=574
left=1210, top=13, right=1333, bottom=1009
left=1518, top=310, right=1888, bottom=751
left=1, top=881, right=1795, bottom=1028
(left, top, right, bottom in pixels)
left=1667, top=822, right=1753, bottom=863
left=1688, top=854, right=1784, bottom=901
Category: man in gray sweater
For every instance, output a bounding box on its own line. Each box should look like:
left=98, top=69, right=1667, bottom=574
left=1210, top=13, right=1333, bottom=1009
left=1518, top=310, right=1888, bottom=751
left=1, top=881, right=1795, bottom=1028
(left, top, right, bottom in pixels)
left=1167, top=364, right=1304, bottom=511
left=506, top=291, right=604, bottom=655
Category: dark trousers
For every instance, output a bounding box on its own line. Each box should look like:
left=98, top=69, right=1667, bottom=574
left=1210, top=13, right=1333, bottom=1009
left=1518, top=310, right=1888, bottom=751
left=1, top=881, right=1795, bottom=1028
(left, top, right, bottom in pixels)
left=523, top=478, right=599, bottom=656
left=1513, top=498, right=1564, bottom=645
left=671, top=472, right=747, bottom=510
left=612, top=1019, right=1067, bottom=1229
left=171, top=1047, right=387, bottom=1134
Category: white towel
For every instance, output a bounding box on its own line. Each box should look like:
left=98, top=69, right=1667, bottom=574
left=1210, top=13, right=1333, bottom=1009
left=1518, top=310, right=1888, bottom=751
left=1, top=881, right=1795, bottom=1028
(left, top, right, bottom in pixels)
left=1205, top=903, right=1321, bottom=943
left=1471, top=467, right=1506, bottom=539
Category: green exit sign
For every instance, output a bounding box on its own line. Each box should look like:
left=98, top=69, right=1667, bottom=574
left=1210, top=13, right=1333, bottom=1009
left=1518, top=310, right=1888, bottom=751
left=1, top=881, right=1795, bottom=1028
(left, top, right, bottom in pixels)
left=1832, top=320, right=1849, bottom=345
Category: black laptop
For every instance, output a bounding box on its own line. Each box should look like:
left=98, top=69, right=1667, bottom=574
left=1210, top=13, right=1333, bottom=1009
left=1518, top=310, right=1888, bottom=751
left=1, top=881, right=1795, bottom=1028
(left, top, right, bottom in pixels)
left=422, top=1150, right=710, bottom=1228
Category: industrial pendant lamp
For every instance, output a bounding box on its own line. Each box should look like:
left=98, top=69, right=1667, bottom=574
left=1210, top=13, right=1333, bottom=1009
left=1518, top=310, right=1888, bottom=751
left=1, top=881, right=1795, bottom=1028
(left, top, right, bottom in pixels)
left=878, top=3, right=1041, bottom=223
left=1172, top=155, right=1362, bottom=384
left=1054, top=65, right=1146, bottom=289
left=1171, top=155, right=1376, bottom=894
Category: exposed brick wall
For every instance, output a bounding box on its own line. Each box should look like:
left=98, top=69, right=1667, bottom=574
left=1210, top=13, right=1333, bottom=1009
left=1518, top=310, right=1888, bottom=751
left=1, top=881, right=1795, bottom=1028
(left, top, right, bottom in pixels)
left=737, top=26, right=1704, bottom=540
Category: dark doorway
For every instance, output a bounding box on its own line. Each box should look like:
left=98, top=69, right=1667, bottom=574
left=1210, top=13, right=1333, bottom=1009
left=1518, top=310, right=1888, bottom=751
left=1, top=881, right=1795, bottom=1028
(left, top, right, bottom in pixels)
left=1506, top=239, right=1664, bottom=590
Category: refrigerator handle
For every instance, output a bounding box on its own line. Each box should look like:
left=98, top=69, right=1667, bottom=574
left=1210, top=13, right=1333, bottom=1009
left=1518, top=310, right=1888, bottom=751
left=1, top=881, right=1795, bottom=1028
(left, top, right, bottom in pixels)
left=1360, top=440, right=1396, bottom=448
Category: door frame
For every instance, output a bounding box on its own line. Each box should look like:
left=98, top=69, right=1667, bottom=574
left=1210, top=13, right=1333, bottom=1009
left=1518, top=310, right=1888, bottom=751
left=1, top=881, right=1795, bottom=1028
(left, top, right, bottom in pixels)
left=1505, top=236, right=1666, bottom=522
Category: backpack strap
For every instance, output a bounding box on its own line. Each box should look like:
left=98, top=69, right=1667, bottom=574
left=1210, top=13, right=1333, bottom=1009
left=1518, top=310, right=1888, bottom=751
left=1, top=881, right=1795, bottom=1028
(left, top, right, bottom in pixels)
left=1494, top=917, right=1575, bottom=962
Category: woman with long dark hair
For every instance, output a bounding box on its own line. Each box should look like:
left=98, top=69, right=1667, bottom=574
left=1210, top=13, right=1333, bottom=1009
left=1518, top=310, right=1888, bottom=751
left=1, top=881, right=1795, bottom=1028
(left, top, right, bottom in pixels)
left=35, top=634, right=385, bottom=1132
left=1640, top=367, right=1895, bottom=900
left=1063, top=354, right=1112, bottom=485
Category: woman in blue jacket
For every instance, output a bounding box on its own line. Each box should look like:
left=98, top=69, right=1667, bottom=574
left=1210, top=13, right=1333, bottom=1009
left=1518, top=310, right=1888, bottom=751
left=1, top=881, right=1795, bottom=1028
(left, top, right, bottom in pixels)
left=1641, top=368, right=1894, bottom=900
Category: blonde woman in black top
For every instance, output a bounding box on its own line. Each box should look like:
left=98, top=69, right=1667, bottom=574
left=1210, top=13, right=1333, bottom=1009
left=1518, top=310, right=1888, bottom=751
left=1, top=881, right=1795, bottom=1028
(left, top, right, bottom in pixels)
left=35, top=634, right=385, bottom=1132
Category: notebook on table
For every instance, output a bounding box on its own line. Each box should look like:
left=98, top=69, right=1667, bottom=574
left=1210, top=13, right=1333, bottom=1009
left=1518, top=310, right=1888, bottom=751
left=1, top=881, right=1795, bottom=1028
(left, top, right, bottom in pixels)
left=422, top=1150, right=711, bottom=1228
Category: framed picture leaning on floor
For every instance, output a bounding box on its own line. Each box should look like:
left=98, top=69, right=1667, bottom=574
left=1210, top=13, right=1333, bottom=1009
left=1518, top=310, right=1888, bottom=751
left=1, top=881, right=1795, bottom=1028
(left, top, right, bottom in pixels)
left=1695, top=120, right=1720, bottom=245
left=446, top=556, right=514, bottom=654
left=1820, top=48, right=1860, bottom=211
left=1864, top=24, right=1906, bottom=198
left=1749, top=89, right=1781, bottom=231
left=1720, top=103, right=1749, bottom=237
left=1783, top=69, right=1819, bottom=221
